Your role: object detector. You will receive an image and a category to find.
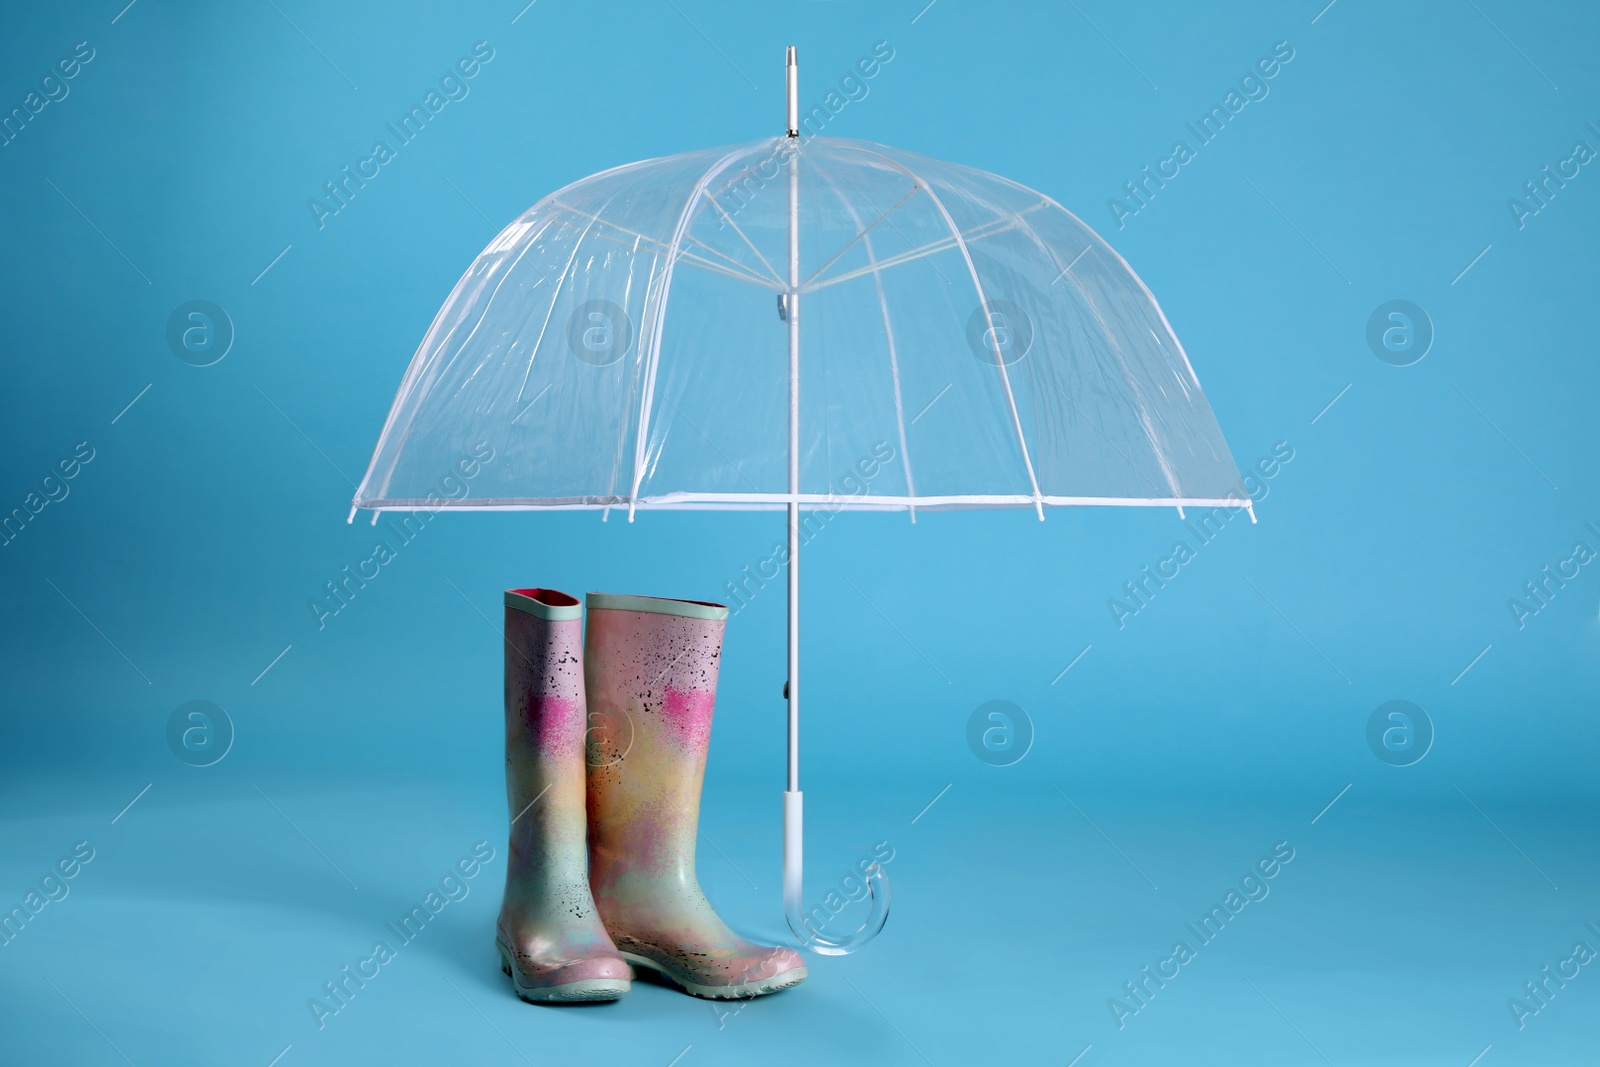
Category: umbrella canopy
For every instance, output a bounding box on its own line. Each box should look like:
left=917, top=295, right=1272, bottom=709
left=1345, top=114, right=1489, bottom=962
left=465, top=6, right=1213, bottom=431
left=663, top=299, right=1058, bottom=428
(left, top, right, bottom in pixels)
left=352, top=136, right=1246, bottom=517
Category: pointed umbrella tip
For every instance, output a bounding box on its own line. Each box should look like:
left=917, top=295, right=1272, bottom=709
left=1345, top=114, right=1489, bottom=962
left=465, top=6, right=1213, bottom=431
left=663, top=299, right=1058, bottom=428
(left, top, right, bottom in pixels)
left=785, top=47, right=799, bottom=136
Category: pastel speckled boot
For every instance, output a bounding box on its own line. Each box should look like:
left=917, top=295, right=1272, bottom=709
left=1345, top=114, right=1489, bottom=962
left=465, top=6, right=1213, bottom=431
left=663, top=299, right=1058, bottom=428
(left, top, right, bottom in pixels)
left=584, top=592, right=807, bottom=999
left=495, top=588, right=632, bottom=1002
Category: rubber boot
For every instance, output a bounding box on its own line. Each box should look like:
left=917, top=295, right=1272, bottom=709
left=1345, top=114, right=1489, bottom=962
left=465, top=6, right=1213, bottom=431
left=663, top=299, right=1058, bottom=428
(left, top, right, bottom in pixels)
left=495, top=588, right=632, bottom=1002
left=584, top=592, right=807, bottom=999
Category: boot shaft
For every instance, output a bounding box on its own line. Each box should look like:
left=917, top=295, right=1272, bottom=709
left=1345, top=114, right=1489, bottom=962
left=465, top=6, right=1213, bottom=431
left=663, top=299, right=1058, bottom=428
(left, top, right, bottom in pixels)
left=502, top=589, right=588, bottom=881
left=583, top=593, right=728, bottom=879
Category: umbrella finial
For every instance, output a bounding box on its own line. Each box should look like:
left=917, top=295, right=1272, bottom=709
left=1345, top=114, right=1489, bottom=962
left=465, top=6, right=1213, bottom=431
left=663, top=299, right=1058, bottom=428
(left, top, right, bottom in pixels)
left=786, top=46, right=798, bottom=137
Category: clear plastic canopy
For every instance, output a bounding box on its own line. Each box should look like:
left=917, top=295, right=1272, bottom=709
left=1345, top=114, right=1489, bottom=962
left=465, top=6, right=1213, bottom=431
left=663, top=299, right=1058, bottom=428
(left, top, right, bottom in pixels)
left=353, top=136, right=1246, bottom=516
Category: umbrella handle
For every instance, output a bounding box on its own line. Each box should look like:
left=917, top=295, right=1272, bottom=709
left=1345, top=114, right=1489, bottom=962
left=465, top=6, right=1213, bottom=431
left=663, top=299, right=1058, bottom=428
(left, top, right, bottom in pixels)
left=781, top=790, right=890, bottom=955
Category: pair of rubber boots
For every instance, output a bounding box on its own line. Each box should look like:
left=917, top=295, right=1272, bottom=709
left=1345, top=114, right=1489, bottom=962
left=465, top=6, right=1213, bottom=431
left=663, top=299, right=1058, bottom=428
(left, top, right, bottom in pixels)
left=496, top=588, right=806, bottom=1002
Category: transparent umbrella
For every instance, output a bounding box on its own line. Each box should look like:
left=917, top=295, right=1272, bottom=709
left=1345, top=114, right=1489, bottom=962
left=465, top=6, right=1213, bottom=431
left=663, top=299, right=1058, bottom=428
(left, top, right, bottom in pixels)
left=352, top=48, right=1250, bottom=954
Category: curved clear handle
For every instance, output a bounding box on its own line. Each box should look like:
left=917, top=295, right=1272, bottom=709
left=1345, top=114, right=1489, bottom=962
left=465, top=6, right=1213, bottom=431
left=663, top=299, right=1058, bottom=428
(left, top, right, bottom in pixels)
left=782, top=790, right=890, bottom=955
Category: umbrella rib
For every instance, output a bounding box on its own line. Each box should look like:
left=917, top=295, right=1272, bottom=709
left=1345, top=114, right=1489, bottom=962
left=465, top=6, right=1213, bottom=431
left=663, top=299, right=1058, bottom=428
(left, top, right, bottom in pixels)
left=848, top=146, right=1046, bottom=518
left=602, top=246, right=663, bottom=511
left=950, top=189, right=1181, bottom=502
left=679, top=255, right=784, bottom=291
left=588, top=227, right=783, bottom=291
left=549, top=198, right=778, bottom=289
left=837, top=170, right=954, bottom=288
left=674, top=238, right=781, bottom=287
left=1007, top=207, right=1179, bottom=498
left=1059, top=268, right=1183, bottom=498
left=991, top=171, right=1208, bottom=493
left=1011, top=205, right=1184, bottom=498
left=702, top=194, right=787, bottom=285
left=626, top=147, right=755, bottom=519
left=813, top=167, right=920, bottom=519
left=798, top=184, right=919, bottom=289
left=569, top=205, right=771, bottom=286
left=802, top=211, right=1034, bottom=293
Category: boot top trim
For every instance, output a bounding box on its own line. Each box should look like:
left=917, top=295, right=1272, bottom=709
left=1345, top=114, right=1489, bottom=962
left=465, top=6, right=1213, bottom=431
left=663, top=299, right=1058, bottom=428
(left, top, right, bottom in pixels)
left=587, top=592, right=728, bottom=622
left=505, top=588, right=583, bottom=620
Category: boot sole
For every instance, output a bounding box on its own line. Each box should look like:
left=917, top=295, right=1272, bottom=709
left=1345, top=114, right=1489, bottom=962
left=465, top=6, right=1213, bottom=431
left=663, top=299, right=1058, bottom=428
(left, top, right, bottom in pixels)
left=619, top=950, right=808, bottom=999
left=497, top=944, right=631, bottom=1003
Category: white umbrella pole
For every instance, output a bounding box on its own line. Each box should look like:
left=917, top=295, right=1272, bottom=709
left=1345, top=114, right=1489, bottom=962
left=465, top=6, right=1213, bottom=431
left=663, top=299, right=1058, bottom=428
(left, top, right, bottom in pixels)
left=780, top=46, right=890, bottom=955
left=782, top=42, right=805, bottom=938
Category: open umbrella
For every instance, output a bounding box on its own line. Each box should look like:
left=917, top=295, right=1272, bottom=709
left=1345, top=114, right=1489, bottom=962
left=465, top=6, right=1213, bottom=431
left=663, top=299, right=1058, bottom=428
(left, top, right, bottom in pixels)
left=352, top=48, right=1250, bottom=954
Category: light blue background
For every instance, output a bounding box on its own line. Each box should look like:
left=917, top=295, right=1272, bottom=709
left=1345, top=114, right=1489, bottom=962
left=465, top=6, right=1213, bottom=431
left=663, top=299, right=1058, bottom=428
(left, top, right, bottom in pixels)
left=2, top=1, right=1597, bottom=1064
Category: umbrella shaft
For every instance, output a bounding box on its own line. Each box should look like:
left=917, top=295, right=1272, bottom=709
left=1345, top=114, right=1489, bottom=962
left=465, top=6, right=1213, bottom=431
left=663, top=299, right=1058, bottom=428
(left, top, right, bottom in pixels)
left=786, top=130, right=801, bottom=794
